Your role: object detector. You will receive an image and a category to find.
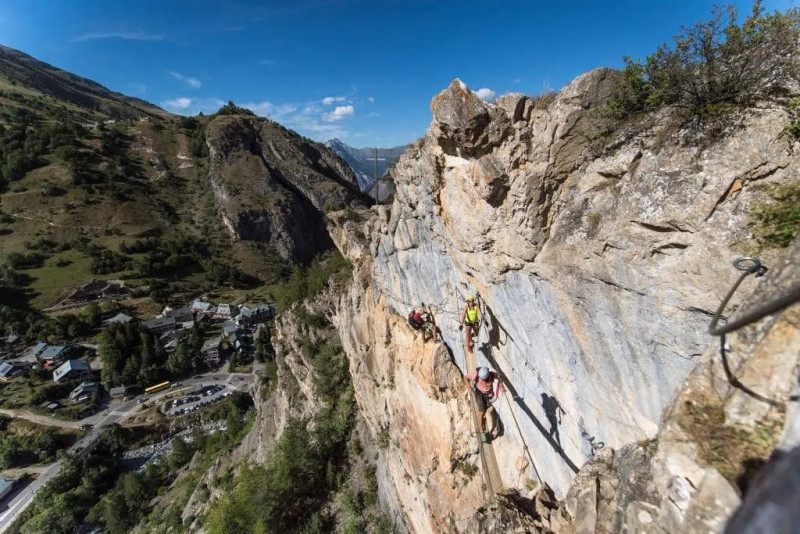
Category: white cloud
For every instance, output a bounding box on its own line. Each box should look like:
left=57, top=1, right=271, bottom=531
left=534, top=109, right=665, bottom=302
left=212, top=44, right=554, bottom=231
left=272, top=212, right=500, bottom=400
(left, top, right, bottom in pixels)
left=169, top=71, right=202, bottom=88
left=365, top=112, right=380, bottom=118
left=323, top=105, right=354, bottom=122
left=72, top=31, right=163, bottom=42
left=241, top=101, right=297, bottom=120
left=163, top=97, right=192, bottom=110
left=322, top=96, right=346, bottom=105
left=368, top=96, right=374, bottom=103
left=474, top=88, right=496, bottom=102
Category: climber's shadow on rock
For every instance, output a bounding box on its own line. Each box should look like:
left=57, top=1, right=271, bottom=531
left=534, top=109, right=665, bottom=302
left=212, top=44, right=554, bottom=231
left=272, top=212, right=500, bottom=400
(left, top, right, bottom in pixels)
left=478, top=305, right=579, bottom=474
left=541, top=393, right=564, bottom=447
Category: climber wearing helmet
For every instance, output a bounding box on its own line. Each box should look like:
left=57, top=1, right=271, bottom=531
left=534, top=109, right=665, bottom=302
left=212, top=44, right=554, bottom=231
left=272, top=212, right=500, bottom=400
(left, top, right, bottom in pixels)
left=459, top=295, right=482, bottom=352
left=465, top=366, right=499, bottom=443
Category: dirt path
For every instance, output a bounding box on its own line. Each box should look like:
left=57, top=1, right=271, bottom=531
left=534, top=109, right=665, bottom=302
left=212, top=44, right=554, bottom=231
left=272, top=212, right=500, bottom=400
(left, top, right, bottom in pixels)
left=0, top=408, right=80, bottom=430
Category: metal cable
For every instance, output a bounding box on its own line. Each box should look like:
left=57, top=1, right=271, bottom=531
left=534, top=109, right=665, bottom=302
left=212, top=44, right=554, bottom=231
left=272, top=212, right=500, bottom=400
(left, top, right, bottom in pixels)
left=709, top=257, right=800, bottom=336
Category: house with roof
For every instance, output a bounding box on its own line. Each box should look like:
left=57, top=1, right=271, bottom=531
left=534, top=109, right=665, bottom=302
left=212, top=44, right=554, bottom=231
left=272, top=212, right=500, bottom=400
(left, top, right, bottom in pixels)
left=110, top=385, right=128, bottom=398
left=222, top=322, right=239, bottom=338
left=160, top=328, right=187, bottom=352
left=190, top=299, right=216, bottom=314
left=1, top=334, right=20, bottom=351
left=53, top=359, right=92, bottom=383
left=0, top=362, right=23, bottom=381
left=237, top=304, right=276, bottom=327
left=214, top=304, right=238, bottom=320
left=102, top=312, right=135, bottom=326
left=0, top=477, right=17, bottom=503
left=229, top=331, right=252, bottom=354
left=142, top=316, right=177, bottom=334
left=201, top=337, right=222, bottom=366
left=30, top=342, right=48, bottom=358
left=69, top=382, right=102, bottom=404
left=38, top=345, right=69, bottom=363
left=165, top=307, right=194, bottom=323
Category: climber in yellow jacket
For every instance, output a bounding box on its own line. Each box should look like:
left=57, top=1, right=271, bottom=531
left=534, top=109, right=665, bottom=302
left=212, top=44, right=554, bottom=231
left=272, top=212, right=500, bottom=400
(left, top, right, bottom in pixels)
left=459, top=295, right=482, bottom=353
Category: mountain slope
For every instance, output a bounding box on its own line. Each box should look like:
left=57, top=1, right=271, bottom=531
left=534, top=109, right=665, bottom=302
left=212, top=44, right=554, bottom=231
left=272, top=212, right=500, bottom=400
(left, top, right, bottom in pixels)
left=0, top=46, right=365, bottom=328
left=0, top=45, right=168, bottom=122
left=326, top=138, right=406, bottom=192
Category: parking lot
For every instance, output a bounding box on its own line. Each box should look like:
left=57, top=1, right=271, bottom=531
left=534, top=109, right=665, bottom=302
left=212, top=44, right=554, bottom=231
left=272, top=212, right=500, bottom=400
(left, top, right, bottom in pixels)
left=166, top=385, right=232, bottom=417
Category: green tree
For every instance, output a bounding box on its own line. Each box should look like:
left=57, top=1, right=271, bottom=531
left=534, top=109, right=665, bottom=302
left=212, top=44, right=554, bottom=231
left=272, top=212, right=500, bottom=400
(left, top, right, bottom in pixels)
left=169, top=437, right=193, bottom=470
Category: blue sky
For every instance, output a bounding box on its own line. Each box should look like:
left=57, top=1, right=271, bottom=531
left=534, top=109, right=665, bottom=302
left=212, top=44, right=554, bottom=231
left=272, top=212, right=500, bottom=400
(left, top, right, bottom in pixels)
left=0, top=0, right=796, bottom=146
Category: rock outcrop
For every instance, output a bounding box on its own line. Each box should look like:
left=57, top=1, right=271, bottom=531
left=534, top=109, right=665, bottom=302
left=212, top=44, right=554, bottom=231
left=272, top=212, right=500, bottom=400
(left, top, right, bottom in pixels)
left=205, top=115, right=368, bottom=263
left=328, top=73, right=800, bottom=532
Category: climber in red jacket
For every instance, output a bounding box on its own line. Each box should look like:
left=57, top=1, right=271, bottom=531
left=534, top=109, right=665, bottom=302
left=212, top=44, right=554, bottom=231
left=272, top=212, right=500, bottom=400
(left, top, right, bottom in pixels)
left=465, top=366, right=500, bottom=443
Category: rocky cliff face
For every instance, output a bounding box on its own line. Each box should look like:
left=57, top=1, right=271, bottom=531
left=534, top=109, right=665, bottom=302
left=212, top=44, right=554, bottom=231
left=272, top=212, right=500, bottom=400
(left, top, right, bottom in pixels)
left=205, top=116, right=368, bottom=263
left=327, top=72, right=799, bottom=532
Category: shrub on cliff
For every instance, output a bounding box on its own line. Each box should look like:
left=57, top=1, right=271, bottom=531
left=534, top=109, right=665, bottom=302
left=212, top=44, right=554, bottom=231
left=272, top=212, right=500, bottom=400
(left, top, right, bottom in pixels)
left=607, top=1, right=800, bottom=121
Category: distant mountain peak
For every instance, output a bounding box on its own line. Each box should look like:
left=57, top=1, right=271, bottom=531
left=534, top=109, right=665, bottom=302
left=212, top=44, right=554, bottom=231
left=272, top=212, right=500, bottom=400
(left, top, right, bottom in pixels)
left=325, top=138, right=407, bottom=193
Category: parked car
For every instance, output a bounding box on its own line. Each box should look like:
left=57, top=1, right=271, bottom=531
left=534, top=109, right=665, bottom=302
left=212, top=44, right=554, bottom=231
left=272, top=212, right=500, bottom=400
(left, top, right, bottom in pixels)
left=81, top=423, right=93, bottom=431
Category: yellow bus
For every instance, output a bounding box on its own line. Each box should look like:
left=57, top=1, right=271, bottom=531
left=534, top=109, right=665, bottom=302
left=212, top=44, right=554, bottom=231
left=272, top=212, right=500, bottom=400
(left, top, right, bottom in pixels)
left=144, top=381, right=171, bottom=395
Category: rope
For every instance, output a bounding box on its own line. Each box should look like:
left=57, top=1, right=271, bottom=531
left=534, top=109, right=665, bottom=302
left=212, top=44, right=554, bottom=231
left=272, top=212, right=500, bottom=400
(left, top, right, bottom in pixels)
left=502, top=388, right=543, bottom=486
left=709, top=257, right=799, bottom=336
left=469, top=291, right=603, bottom=458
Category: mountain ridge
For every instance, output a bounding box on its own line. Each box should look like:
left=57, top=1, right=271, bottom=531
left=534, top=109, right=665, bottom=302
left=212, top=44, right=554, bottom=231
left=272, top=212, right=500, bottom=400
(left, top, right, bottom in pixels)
left=325, top=137, right=406, bottom=192
left=0, top=44, right=168, bottom=121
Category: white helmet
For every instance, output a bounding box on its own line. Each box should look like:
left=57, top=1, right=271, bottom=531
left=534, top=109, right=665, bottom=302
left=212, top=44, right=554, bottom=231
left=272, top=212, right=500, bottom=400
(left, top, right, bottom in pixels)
left=478, top=367, right=490, bottom=380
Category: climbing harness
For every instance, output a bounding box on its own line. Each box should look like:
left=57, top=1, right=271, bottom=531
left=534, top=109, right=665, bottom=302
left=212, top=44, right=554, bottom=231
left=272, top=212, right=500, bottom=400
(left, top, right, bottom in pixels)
left=709, top=257, right=800, bottom=336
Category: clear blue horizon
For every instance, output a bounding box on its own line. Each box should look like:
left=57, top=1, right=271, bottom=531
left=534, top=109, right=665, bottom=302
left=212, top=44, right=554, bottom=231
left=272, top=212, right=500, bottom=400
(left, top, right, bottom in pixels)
left=1, top=0, right=796, bottom=147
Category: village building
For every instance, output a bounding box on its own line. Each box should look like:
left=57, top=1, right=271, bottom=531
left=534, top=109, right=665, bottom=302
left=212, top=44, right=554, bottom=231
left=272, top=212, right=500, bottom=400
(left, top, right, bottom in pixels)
left=38, top=345, right=69, bottom=364
left=164, top=307, right=194, bottom=323
left=214, top=304, right=238, bottom=320
left=201, top=336, right=222, bottom=366
left=69, top=382, right=102, bottom=404
left=102, top=312, right=135, bottom=326
left=110, top=385, right=129, bottom=398
left=222, top=322, right=239, bottom=338
left=0, top=477, right=17, bottom=503
left=53, top=359, right=92, bottom=383
left=190, top=299, right=216, bottom=314
left=236, top=304, right=275, bottom=327
left=61, top=279, right=127, bottom=306
left=0, top=362, right=23, bottom=381
left=30, top=342, right=48, bottom=358
left=142, top=316, right=177, bottom=334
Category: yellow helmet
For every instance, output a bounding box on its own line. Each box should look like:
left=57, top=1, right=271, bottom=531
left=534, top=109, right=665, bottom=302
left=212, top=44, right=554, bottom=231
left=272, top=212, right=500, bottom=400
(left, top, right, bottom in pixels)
left=466, top=294, right=475, bottom=302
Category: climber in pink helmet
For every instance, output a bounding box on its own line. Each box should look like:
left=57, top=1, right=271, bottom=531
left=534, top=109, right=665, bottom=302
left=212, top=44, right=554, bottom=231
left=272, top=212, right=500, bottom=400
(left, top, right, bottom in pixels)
left=465, top=366, right=500, bottom=443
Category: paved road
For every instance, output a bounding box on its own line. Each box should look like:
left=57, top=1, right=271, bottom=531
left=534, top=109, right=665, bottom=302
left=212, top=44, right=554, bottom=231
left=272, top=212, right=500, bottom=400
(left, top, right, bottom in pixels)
left=0, top=403, right=131, bottom=533
left=0, top=370, right=254, bottom=533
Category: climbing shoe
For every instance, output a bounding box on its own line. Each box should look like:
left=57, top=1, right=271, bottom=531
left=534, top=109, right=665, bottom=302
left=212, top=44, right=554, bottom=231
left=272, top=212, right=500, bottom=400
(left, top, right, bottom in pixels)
left=480, top=432, right=489, bottom=443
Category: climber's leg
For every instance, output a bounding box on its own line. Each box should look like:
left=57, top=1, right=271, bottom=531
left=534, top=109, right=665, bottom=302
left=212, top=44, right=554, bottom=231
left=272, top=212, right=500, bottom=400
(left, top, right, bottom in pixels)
left=474, top=390, right=489, bottom=441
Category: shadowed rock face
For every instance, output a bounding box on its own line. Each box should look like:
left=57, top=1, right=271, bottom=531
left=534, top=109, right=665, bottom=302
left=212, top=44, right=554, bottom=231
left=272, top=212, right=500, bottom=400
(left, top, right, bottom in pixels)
left=328, top=69, right=800, bottom=532
left=205, top=114, right=368, bottom=264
